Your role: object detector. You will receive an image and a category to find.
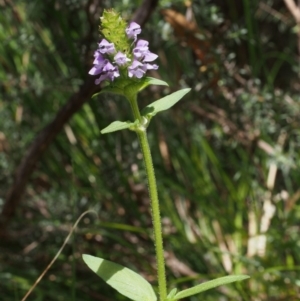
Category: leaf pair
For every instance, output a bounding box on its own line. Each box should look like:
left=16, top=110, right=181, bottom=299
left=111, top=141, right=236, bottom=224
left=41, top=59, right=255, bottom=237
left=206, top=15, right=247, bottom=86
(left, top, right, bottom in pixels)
left=99, top=78, right=191, bottom=134
left=83, top=254, right=249, bottom=301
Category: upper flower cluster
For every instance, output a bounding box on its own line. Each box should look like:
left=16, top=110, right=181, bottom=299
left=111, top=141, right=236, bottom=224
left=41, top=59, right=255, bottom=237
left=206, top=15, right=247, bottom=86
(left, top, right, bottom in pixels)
left=89, top=20, right=158, bottom=85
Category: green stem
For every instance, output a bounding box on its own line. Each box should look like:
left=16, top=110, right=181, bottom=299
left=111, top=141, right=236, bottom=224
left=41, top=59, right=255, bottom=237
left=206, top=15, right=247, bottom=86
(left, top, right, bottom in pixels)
left=128, top=94, right=167, bottom=301
left=129, top=93, right=142, bottom=122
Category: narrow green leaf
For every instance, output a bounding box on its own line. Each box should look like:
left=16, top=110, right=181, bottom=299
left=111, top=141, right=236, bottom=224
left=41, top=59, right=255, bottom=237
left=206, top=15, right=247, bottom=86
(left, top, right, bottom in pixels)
left=166, top=288, right=178, bottom=300
left=92, top=77, right=168, bottom=98
left=82, top=254, right=157, bottom=301
left=100, top=85, right=125, bottom=95
left=91, top=91, right=102, bottom=98
left=142, top=77, right=169, bottom=89
left=138, top=77, right=169, bottom=91
left=101, top=120, right=133, bottom=134
left=92, top=85, right=124, bottom=98
left=174, top=275, right=250, bottom=300
left=142, top=88, right=191, bottom=117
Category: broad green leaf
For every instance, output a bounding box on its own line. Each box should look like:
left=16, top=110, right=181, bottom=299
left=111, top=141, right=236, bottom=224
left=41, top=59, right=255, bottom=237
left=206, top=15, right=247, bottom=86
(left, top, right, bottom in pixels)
left=82, top=254, right=157, bottom=301
left=174, top=275, right=250, bottom=300
left=101, top=120, right=133, bottom=134
left=142, top=88, right=191, bottom=117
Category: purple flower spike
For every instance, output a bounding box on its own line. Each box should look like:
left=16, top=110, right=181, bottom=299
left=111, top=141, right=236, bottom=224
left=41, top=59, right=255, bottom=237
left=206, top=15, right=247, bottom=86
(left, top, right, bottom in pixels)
left=114, top=51, right=131, bottom=66
left=126, top=22, right=141, bottom=40
left=98, top=39, right=115, bottom=54
left=128, top=60, right=146, bottom=78
left=89, top=18, right=158, bottom=84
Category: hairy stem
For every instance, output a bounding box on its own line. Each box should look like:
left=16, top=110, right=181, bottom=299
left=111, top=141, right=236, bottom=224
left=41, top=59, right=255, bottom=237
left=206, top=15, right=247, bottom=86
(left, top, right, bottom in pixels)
left=128, top=94, right=167, bottom=301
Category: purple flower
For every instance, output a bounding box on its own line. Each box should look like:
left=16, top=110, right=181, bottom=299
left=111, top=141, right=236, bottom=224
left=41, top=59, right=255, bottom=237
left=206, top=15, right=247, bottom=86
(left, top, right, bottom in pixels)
left=89, top=51, right=108, bottom=75
left=89, top=43, right=120, bottom=85
left=133, top=39, right=149, bottom=58
left=143, top=52, right=158, bottom=62
left=133, top=39, right=158, bottom=63
left=128, top=60, right=146, bottom=78
left=93, top=61, right=120, bottom=85
left=129, top=39, right=159, bottom=78
left=126, top=22, right=141, bottom=40
left=114, top=51, right=131, bottom=66
left=98, top=39, right=115, bottom=54
left=136, top=39, right=149, bottom=48
left=143, top=63, right=159, bottom=70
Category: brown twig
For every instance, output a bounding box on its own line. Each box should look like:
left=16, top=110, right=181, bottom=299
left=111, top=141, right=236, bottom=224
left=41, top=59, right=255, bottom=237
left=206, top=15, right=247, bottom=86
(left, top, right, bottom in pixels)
left=283, top=0, right=300, bottom=23
left=0, top=0, right=159, bottom=235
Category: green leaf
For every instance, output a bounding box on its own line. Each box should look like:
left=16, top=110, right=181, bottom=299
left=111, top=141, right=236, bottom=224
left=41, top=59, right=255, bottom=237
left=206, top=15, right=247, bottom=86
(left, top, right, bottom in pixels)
left=166, top=288, right=178, bottom=300
left=101, top=120, right=133, bottom=134
left=92, top=85, right=124, bottom=98
left=174, top=275, right=250, bottom=300
left=142, top=88, right=191, bottom=117
left=124, top=77, right=169, bottom=98
left=82, top=254, right=157, bottom=301
left=100, top=85, right=125, bottom=95
left=91, top=77, right=168, bottom=99
left=141, top=77, right=169, bottom=90
left=125, top=77, right=169, bottom=96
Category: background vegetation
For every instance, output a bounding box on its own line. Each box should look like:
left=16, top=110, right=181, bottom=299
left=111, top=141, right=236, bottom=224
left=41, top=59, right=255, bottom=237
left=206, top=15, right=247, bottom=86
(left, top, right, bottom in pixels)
left=1, top=0, right=300, bottom=300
